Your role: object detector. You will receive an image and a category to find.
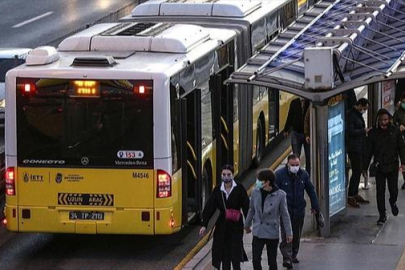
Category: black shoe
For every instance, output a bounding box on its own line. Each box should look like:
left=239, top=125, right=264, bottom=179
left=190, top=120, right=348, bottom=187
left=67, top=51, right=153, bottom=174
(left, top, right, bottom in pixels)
left=283, top=260, right=293, bottom=269
left=391, top=203, right=399, bottom=216
left=402, top=182, right=405, bottom=190
left=292, top=257, right=299, bottom=264
left=377, top=215, right=387, bottom=225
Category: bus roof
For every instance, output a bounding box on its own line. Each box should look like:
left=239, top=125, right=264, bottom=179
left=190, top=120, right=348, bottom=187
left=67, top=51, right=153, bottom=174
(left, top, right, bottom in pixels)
left=124, top=0, right=292, bottom=24
left=9, top=23, right=235, bottom=78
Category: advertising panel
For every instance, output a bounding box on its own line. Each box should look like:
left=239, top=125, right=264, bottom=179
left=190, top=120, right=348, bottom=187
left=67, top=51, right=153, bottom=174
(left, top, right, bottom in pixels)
left=328, top=99, right=346, bottom=217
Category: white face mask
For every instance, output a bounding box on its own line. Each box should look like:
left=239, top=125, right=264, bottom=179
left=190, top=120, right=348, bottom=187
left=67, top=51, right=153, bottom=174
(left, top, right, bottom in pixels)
left=288, top=165, right=300, bottom=174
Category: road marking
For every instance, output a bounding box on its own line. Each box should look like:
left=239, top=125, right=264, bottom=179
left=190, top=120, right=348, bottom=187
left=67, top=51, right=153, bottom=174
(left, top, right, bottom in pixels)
left=12, top=12, right=53, bottom=28
left=174, top=146, right=292, bottom=270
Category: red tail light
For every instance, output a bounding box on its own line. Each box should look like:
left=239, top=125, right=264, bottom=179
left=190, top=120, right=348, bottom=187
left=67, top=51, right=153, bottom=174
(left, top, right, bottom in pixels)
left=5, top=167, right=15, bottom=196
left=157, top=170, right=171, bottom=198
left=23, top=83, right=36, bottom=94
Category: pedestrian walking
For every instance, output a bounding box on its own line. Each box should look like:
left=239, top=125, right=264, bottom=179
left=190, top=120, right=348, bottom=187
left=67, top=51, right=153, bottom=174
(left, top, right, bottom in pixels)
left=244, top=168, right=293, bottom=270
left=284, top=97, right=310, bottom=174
left=346, top=98, right=371, bottom=208
left=363, top=109, right=405, bottom=225
left=393, top=92, right=405, bottom=190
left=275, top=154, right=320, bottom=269
left=199, top=165, right=249, bottom=270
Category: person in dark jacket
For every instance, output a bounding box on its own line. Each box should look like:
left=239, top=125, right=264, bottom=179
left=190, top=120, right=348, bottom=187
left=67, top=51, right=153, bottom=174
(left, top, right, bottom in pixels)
left=363, top=109, right=405, bottom=225
left=275, top=154, right=320, bottom=268
left=199, top=165, right=249, bottom=270
left=346, top=98, right=371, bottom=208
left=393, top=92, right=405, bottom=190
left=284, top=98, right=310, bottom=174
left=245, top=168, right=293, bottom=270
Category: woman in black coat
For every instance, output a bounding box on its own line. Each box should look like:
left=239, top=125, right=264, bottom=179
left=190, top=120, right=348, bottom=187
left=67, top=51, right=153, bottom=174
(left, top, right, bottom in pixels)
left=199, top=165, right=250, bottom=270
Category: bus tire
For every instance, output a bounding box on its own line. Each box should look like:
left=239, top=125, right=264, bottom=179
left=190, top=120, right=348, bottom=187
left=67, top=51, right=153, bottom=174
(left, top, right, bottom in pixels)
left=252, top=119, right=264, bottom=168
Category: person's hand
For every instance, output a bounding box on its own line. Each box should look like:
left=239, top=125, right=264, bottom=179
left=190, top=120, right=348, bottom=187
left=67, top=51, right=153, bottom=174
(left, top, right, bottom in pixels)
left=306, top=136, right=310, bottom=144
left=283, top=131, right=289, bottom=138
left=287, top=236, right=293, bottom=243
left=244, top=227, right=251, bottom=234
left=199, top=227, right=206, bottom=237
left=400, top=165, right=405, bottom=172
left=365, top=128, right=371, bottom=134
left=311, top=209, right=318, bottom=214
left=362, top=170, right=368, bottom=179
left=400, top=125, right=405, bottom=132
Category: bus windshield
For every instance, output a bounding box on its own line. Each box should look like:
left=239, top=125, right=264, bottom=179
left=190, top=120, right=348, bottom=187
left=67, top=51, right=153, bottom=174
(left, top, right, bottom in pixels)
left=16, top=78, right=153, bottom=168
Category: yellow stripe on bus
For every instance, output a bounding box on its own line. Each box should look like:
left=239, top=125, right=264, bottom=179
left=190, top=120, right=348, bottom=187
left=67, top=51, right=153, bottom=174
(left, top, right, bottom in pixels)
left=298, top=0, right=307, bottom=7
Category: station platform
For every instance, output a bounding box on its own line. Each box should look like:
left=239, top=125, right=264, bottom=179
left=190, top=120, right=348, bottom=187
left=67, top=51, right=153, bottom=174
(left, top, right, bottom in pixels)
left=185, top=163, right=405, bottom=270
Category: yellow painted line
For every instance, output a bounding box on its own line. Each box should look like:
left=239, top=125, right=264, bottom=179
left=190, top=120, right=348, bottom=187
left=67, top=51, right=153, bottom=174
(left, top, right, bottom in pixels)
left=396, top=244, right=405, bottom=270
left=174, top=146, right=292, bottom=269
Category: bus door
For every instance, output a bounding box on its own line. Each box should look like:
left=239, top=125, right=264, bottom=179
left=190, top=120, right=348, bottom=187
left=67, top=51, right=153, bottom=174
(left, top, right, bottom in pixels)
left=180, top=90, right=202, bottom=223
left=212, top=71, right=234, bottom=180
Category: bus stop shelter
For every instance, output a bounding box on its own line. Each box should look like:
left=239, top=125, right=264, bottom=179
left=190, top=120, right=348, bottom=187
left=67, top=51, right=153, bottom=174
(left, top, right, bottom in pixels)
left=227, top=0, right=405, bottom=236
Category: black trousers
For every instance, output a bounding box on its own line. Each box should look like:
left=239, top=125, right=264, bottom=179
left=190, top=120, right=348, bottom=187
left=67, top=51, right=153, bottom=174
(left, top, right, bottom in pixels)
left=252, top=236, right=279, bottom=270
left=348, top=151, right=362, bottom=197
left=375, top=170, right=398, bottom=217
left=221, top=229, right=241, bottom=270
left=280, top=217, right=304, bottom=261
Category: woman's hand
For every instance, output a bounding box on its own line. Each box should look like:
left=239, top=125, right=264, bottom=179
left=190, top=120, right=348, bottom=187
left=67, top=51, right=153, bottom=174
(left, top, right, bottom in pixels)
left=199, top=226, right=206, bottom=237
left=287, top=236, right=293, bottom=243
left=244, top=227, right=251, bottom=234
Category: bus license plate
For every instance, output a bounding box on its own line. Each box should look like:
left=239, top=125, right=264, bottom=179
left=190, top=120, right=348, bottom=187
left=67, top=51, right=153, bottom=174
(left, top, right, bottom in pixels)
left=69, top=211, right=104, bottom=220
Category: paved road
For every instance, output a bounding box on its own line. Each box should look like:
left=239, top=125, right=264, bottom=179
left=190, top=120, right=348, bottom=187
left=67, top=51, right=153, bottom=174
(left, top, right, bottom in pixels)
left=0, top=0, right=139, bottom=48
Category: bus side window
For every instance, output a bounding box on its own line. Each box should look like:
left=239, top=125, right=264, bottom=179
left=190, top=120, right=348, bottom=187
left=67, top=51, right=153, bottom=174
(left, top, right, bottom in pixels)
left=200, top=82, right=213, bottom=149
left=170, top=82, right=181, bottom=174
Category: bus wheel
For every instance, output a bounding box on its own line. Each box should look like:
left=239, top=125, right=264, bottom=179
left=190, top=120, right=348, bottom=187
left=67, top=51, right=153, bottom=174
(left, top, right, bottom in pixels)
left=253, top=119, right=264, bottom=167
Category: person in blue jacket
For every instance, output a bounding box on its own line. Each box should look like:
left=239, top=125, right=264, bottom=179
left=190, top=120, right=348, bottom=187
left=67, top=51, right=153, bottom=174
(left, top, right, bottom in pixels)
left=275, top=153, right=320, bottom=269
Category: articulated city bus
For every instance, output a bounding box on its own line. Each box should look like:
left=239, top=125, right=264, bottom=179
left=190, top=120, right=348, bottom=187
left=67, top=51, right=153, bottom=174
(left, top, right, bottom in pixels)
left=4, top=0, right=305, bottom=235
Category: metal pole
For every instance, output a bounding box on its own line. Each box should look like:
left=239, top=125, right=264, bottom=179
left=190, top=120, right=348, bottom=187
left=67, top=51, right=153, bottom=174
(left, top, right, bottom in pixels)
left=315, top=105, right=331, bottom=237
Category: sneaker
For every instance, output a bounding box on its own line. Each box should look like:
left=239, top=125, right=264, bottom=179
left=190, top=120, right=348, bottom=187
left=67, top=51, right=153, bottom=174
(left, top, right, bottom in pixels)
left=401, top=182, right=405, bottom=190
left=348, top=197, right=360, bottom=208
left=354, top=194, right=370, bottom=203
left=377, top=215, right=387, bottom=225
left=283, top=260, right=293, bottom=269
left=391, top=203, right=399, bottom=216
left=292, top=257, right=299, bottom=264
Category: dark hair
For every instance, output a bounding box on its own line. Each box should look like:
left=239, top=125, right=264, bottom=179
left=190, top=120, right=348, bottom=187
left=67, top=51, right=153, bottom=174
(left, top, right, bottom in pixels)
left=375, top=108, right=393, bottom=128
left=221, top=164, right=234, bottom=174
left=287, top=153, right=300, bottom=162
left=256, top=169, right=275, bottom=184
left=356, top=98, right=370, bottom=107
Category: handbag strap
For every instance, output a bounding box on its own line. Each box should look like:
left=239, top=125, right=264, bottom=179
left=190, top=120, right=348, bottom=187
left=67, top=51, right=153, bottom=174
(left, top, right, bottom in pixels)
left=221, top=190, right=227, bottom=210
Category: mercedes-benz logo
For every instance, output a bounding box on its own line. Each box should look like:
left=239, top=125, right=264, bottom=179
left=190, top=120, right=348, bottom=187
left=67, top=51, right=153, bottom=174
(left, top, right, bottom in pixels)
left=55, top=173, right=63, bottom=184
left=81, top=157, right=89, bottom=165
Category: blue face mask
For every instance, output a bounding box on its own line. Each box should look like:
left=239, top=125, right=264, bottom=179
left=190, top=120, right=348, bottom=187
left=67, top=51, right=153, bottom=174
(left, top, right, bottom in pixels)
left=401, top=103, right=405, bottom=110
left=255, top=179, right=264, bottom=189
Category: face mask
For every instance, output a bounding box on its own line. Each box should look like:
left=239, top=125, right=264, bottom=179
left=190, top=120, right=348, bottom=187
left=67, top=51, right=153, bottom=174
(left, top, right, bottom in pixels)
left=360, top=110, right=366, bottom=114
left=288, top=165, right=300, bottom=174
left=401, top=103, right=405, bottom=110
left=255, top=179, right=264, bottom=189
left=222, top=175, right=232, bottom=183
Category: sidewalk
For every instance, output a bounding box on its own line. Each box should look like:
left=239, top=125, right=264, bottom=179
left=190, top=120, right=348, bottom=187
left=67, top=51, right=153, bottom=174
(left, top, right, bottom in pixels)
left=186, top=172, right=405, bottom=270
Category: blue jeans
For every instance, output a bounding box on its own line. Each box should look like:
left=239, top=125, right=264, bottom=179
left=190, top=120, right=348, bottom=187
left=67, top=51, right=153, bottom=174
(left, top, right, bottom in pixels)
left=291, top=131, right=311, bottom=175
